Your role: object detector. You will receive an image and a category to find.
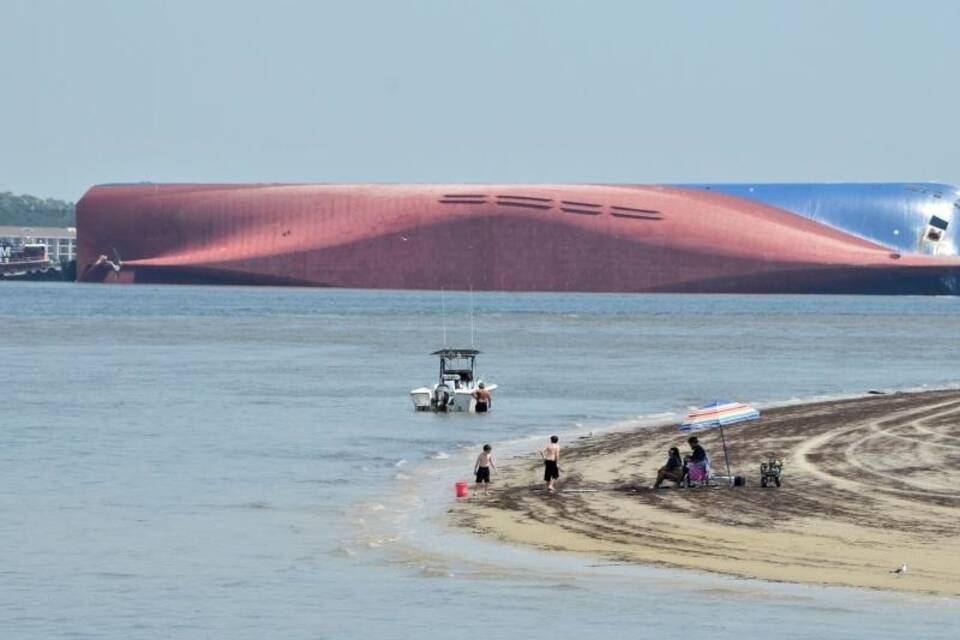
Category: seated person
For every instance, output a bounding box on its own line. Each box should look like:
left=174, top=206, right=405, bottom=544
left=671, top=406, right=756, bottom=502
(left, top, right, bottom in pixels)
left=685, top=436, right=710, bottom=484
left=652, top=446, right=685, bottom=488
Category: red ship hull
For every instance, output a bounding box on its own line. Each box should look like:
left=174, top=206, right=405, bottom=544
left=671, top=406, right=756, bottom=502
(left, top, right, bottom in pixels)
left=76, top=184, right=960, bottom=294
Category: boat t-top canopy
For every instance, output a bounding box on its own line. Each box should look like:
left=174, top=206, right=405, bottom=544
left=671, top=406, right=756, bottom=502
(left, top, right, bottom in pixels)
left=431, top=348, right=481, bottom=357
left=431, top=349, right=481, bottom=386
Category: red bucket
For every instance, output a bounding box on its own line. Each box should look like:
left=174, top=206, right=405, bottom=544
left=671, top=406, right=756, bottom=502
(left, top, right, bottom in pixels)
left=454, top=480, right=469, bottom=498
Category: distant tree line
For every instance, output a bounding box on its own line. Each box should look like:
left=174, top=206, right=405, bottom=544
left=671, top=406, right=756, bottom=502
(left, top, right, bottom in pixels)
left=0, top=192, right=76, bottom=227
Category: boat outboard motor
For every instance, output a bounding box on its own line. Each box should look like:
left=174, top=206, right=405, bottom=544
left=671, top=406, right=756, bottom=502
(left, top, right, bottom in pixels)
left=433, top=385, right=451, bottom=411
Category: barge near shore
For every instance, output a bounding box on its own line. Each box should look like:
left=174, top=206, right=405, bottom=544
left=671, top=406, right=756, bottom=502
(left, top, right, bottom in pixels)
left=76, top=182, right=960, bottom=294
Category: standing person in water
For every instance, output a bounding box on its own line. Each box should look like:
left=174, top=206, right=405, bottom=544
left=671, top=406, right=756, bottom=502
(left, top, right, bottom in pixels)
left=472, top=383, right=492, bottom=413
left=474, top=444, right=496, bottom=495
left=541, top=435, right=560, bottom=492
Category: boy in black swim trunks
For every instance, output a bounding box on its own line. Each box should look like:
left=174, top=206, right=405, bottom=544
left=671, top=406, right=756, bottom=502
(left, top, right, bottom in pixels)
left=541, top=435, right=560, bottom=492
left=474, top=444, right=496, bottom=495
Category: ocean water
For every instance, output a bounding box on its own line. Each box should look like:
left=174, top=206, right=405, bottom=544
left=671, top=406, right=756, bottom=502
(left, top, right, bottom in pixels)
left=1, top=282, right=959, bottom=640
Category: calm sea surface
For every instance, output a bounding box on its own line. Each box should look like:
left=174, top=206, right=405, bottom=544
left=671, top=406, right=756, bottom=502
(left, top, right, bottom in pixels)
left=2, top=282, right=959, bottom=639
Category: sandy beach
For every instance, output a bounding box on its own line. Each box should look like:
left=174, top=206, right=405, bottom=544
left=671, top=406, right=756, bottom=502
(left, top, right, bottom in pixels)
left=452, top=389, right=960, bottom=596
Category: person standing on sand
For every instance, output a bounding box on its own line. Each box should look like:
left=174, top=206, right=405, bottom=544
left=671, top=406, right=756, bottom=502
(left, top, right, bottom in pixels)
left=541, top=435, right=560, bottom=492
left=474, top=444, right=497, bottom=495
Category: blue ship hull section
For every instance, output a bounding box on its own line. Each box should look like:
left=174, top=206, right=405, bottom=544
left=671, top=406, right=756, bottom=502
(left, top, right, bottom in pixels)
left=679, top=183, right=960, bottom=257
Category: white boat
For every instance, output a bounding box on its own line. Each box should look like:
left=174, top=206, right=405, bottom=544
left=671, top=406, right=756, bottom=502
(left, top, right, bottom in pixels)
left=410, top=348, right=497, bottom=412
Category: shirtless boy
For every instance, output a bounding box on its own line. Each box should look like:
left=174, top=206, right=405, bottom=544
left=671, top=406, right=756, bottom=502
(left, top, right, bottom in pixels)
left=474, top=444, right=497, bottom=495
left=541, top=435, right=560, bottom=492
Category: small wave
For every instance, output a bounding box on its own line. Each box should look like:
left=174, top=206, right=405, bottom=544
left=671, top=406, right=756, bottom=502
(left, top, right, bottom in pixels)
left=395, top=472, right=411, bottom=481
left=218, top=579, right=252, bottom=588
left=305, top=450, right=398, bottom=464
left=395, top=459, right=408, bottom=468
left=363, top=535, right=400, bottom=549
left=239, top=501, right=274, bottom=510
left=95, top=572, right=138, bottom=580
left=526, top=582, right=584, bottom=591
left=647, top=411, right=677, bottom=419
left=430, top=452, right=450, bottom=460
left=419, top=565, right=455, bottom=578
left=296, top=477, right=351, bottom=485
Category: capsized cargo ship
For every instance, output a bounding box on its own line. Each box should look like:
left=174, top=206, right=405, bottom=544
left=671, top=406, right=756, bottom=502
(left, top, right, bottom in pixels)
left=76, top=182, right=960, bottom=294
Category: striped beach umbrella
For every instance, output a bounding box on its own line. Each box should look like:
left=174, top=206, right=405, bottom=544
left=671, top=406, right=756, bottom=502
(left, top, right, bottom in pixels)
left=680, top=401, right=760, bottom=431
left=679, top=401, right=760, bottom=484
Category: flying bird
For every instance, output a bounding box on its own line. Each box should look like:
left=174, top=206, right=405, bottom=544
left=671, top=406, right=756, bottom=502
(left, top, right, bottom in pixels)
left=890, top=563, right=908, bottom=574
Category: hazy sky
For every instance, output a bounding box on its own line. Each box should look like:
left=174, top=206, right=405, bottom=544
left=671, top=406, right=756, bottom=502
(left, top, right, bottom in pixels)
left=2, top=0, right=959, bottom=201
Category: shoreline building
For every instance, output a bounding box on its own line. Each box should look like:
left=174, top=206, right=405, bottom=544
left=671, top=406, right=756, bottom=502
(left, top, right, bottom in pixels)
left=76, top=183, right=960, bottom=294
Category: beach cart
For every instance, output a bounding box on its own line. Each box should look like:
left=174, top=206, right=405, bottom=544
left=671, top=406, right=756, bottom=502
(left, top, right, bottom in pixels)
left=760, top=456, right=783, bottom=488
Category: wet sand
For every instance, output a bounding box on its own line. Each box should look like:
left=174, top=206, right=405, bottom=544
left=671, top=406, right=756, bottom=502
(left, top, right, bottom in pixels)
left=451, top=389, right=960, bottom=596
